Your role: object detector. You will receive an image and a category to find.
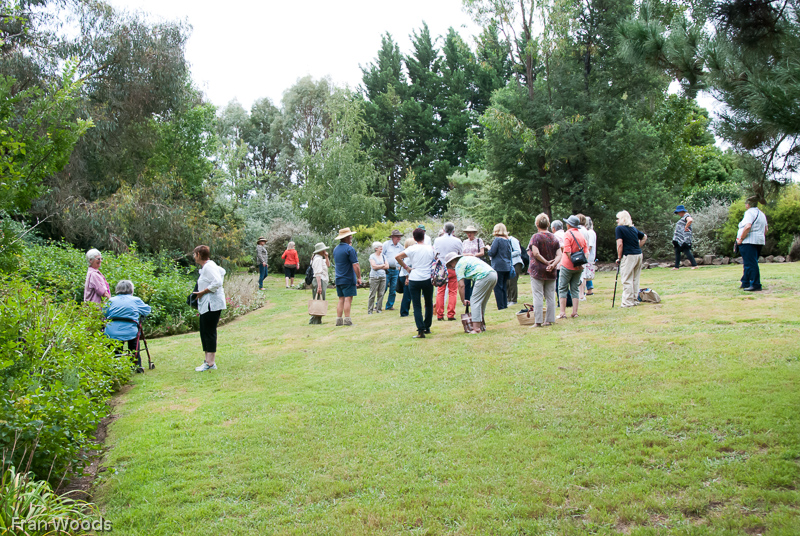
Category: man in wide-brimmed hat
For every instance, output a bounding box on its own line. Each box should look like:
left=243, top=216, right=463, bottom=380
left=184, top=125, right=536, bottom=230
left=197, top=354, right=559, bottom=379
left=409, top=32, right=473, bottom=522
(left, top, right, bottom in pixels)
left=256, top=237, right=269, bottom=290
left=333, top=227, right=361, bottom=326
left=382, top=229, right=404, bottom=311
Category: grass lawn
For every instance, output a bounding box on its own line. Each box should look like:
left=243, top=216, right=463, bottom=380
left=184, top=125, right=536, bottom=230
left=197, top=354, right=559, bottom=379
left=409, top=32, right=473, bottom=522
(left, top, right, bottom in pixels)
left=94, top=263, right=800, bottom=535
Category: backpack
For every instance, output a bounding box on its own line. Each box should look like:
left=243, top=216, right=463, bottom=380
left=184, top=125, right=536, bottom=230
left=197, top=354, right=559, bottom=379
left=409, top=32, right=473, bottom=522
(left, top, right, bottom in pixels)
left=431, top=259, right=448, bottom=287
left=304, top=262, right=314, bottom=286
left=638, top=288, right=661, bottom=303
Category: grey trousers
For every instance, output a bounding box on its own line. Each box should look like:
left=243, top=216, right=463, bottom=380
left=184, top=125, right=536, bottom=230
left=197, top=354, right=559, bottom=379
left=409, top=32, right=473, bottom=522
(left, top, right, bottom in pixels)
left=368, top=277, right=386, bottom=313
left=530, top=278, right=556, bottom=324
left=470, top=271, right=497, bottom=323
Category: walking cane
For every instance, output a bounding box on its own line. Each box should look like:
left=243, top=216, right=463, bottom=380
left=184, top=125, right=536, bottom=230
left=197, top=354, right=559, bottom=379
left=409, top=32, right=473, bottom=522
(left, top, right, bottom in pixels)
left=612, top=258, right=621, bottom=308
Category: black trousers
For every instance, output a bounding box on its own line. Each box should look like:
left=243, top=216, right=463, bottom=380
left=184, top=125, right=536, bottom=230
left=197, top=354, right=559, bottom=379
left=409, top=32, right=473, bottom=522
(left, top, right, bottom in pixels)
left=409, top=279, right=433, bottom=332
left=673, top=241, right=697, bottom=268
left=199, top=309, right=222, bottom=353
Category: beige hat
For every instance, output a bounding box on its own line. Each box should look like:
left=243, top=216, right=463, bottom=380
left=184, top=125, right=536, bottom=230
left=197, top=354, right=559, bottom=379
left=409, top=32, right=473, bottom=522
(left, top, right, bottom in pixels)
left=444, top=251, right=463, bottom=266
left=256, top=237, right=267, bottom=244
left=313, top=242, right=329, bottom=254
left=335, top=227, right=355, bottom=240
left=464, top=225, right=478, bottom=233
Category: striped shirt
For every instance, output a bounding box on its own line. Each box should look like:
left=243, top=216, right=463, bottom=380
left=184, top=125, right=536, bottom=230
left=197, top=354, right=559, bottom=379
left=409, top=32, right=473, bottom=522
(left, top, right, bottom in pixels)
left=673, top=214, right=692, bottom=245
left=739, top=208, right=767, bottom=245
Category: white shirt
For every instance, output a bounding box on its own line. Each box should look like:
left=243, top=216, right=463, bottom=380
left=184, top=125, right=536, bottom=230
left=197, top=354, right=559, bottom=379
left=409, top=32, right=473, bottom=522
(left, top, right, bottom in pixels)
left=509, top=236, right=523, bottom=266
left=404, top=243, right=435, bottom=281
left=197, top=260, right=226, bottom=314
left=739, top=207, right=767, bottom=245
left=433, top=234, right=463, bottom=260
left=311, top=254, right=329, bottom=282
left=382, top=239, right=405, bottom=268
left=587, top=230, right=597, bottom=263
left=423, top=233, right=432, bottom=246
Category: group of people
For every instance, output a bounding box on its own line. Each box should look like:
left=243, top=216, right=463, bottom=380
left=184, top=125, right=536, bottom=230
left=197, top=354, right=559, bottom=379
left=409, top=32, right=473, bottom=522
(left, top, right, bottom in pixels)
left=82, top=197, right=769, bottom=372
left=84, top=245, right=227, bottom=373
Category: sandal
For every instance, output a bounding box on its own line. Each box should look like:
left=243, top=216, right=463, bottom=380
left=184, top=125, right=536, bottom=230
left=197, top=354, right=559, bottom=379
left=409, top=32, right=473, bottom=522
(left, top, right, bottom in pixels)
left=557, top=314, right=568, bottom=319
left=571, top=313, right=579, bottom=318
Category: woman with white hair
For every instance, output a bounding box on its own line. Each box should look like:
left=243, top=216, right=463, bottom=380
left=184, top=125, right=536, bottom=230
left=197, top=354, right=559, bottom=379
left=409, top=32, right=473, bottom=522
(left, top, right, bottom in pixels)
left=104, top=280, right=151, bottom=356
left=281, top=241, right=299, bottom=288
left=84, top=248, right=111, bottom=304
left=615, top=210, right=648, bottom=307
left=368, top=241, right=389, bottom=314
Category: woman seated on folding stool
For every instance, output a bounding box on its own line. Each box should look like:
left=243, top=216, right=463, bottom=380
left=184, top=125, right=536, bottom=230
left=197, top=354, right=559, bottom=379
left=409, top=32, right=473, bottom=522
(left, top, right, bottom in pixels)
left=104, top=280, right=151, bottom=360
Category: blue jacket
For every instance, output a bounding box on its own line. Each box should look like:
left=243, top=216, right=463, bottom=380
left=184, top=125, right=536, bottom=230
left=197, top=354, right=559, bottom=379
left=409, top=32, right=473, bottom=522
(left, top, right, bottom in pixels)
left=104, top=295, right=151, bottom=341
left=489, top=237, right=513, bottom=272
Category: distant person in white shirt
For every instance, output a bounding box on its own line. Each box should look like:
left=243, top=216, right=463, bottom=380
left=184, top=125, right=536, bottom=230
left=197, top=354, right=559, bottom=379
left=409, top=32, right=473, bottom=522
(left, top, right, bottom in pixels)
left=736, top=197, right=768, bottom=291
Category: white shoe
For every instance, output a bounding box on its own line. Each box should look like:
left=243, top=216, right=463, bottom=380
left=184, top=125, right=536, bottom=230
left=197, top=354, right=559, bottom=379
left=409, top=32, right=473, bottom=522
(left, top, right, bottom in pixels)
left=195, top=362, right=217, bottom=372
left=580, top=297, right=587, bottom=301
left=508, top=301, right=516, bottom=306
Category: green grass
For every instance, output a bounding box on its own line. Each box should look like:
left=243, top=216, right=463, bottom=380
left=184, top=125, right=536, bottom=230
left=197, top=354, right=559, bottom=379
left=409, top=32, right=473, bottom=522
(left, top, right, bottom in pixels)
left=94, top=264, right=800, bottom=535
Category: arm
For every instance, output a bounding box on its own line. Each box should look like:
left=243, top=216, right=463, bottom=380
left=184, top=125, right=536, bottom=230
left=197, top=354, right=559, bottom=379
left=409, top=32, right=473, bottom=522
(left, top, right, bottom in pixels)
left=458, top=279, right=467, bottom=305
left=474, top=240, right=485, bottom=258
left=137, top=298, right=152, bottom=318
left=685, top=216, right=693, bottom=231
left=639, top=234, right=647, bottom=247
left=369, top=256, right=380, bottom=270
left=616, top=238, right=623, bottom=261
left=551, top=247, right=562, bottom=271
left=737, top=223, right=752, bottom=243
left=395, top=252, right=409, bottom=272
left=353, top=263, right=362, bottom=284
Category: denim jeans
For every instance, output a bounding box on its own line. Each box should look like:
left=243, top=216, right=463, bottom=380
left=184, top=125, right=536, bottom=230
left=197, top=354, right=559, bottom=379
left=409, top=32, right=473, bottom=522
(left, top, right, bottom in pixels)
left=399, top=276, right=412, bottom=317
left=493, top=270, right=510, bottom=310
left=739, top=243, right=763, bottom=289
left=258, top=264, right=268, bottom=289
left=384, top=268, right=399, bottom=309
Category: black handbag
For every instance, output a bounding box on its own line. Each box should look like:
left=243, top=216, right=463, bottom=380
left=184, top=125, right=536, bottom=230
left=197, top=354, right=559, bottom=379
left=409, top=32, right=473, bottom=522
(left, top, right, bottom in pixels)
left=304, top=263, right=314, bottom=286
left=186, top=282, right=199, bottom=309
left=396, top=275, right=405, bottom=294
left=568, top=231, right=588, bottom=267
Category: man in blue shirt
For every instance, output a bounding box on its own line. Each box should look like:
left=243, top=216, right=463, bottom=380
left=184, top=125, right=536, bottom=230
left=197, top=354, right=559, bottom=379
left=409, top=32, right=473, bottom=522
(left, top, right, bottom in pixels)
left=333, top=227, right=362, bottom=326
left=382, top=229, right=404, bottom=311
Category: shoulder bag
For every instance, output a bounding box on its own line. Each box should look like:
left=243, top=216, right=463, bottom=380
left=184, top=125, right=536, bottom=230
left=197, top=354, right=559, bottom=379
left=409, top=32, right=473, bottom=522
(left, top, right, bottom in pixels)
left=186, top=282, right=199, bottom=309
left=567, top=231, right=587, bottom=267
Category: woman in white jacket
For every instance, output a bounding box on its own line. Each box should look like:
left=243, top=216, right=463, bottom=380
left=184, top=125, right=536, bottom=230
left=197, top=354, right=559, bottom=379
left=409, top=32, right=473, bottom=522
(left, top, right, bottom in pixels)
left=192, top=245, right=227, bottom=371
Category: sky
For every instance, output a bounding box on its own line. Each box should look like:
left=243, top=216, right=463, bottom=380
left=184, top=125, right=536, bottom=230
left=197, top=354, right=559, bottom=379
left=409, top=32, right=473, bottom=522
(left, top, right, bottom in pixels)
left=107, top=0, right=481, bottom=110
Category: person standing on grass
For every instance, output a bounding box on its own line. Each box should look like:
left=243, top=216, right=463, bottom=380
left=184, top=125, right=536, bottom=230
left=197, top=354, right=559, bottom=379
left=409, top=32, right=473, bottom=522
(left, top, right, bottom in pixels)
left=615, top=210, right=648, bottom=308
left=368, top=242, right=389, bottom=314
left=672, top=205, right=698, bottom=270
left=256, top=237, right=269, bottom=290
left=417, top=224, right=432, bottom=246
left=433, top=222, right=463, bottom=321
left=551, top=220, right=572, bottom=309
left=576, top=214, right=591, bottom=301
left=507, top=233, right=524, bottom=306
left=281, top=241, right=299, bottom=288
left=397, top=237, right=415, bottom=317
left=333, top=227, right=361, bottom=326
left=446, top=252, right=497, bottom=334
left=527, top=214, right=562, bottom=327
left=192, top=245, right=226, bottom=372
left=557, top=216, right=589, bottom=319
left=309, top=242, right=330, bottom=325
left=582, top=217, right=597, bottom=297
left=461, top=225, right=485, bottom=301
left=382, top=230, right=404, bottom=311
left=736, top=197, right=768, bottom=292
left=395, top=228, right=435, bottom=339
left=488, top=223, right=513, bottom=311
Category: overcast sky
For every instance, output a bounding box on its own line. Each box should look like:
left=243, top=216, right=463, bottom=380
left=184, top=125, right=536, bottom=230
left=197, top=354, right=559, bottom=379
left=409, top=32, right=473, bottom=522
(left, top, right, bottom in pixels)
left=107, top=0, right=481, bottom=110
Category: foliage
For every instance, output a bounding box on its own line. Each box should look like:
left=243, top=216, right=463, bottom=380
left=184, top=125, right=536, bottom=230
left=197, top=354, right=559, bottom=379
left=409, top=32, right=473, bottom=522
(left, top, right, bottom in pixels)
left=1, top=462, right=99, bottom=535
left=686, top=200, right=733, bottom=257
left=394, top=171, right=432, bottom=221
left=18, top=243, right=197, bottom=337
left=0, top=280, right=130, bottom=480
left=299, top=90, right=385, bottom=234
left=619, top=0, right=800, bottom=190
left=683, top=181, right=744, bottom=210
left=719, top=187, right=800, bottom=256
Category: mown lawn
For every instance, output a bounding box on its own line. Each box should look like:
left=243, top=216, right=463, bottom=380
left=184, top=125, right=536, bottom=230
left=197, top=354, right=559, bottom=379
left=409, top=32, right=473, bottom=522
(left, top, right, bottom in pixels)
left=94, top=263, right=800, bottom=535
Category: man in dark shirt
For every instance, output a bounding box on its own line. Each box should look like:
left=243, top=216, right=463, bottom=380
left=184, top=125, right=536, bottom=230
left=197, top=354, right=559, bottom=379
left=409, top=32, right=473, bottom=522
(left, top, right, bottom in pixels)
left=333, top=227, right=362, bottom=326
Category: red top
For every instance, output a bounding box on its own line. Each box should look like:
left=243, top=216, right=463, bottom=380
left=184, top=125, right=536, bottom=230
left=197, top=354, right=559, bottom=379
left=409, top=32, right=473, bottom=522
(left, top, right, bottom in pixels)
left=560, top=230, right=588, bottom=271
left=282, top=249, right=299, bottom=265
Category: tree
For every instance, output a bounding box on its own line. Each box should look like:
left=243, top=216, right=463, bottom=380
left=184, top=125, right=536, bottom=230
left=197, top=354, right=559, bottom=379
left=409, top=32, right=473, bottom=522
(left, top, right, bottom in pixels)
left=395, top=171, right=433, bottom=221
left=619, top=0, right=800, bottom=197
left=300, top=90, right=385, bottom=233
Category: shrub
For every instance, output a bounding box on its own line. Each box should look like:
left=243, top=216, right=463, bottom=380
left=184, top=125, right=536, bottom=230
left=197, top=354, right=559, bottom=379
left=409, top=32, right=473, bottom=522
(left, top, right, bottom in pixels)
left=770, top=185, right=800, bottom=254
left=687, top=200, right=732, bottom=256
left=0, top=280, right=131, bottom=481
left=684, top=182, right=743, bottom=209
left=19, top=243, right=198, bottom=337
left=1, top=462, right=99, bottom=535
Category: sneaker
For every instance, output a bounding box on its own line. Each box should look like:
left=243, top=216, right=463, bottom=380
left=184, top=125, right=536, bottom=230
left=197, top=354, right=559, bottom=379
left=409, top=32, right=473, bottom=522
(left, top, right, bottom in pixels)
left=508, top=301, right=517, bottom=306
left=336, top=318, right=343, bottom=326
left=195, top=362, right=217, bottom=372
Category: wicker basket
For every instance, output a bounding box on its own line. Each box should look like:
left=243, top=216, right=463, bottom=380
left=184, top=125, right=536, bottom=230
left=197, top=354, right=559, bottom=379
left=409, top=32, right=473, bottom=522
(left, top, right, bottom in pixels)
left=515, top=304, right=539, bottom=326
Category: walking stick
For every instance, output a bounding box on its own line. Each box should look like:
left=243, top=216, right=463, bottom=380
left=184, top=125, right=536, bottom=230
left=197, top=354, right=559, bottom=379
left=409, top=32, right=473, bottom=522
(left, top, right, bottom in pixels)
left=612, top=258, right=621, bottom=308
